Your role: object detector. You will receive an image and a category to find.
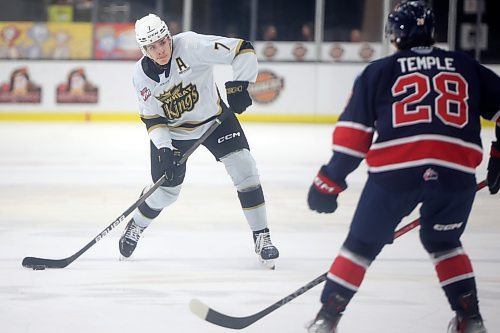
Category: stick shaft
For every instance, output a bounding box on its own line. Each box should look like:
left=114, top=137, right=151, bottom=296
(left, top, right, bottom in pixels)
left=193, top=179, right=488, bottom=329
left=22, top=113, right=227, bottom=269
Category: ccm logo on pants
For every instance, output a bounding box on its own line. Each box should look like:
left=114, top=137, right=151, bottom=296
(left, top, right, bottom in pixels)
left=218, top=132, right=241, bottom=143
left=433, top=222, right=464, bottom=231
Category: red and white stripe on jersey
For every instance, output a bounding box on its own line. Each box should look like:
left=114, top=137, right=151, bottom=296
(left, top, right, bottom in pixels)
left=332, top=121, right=374, bottom=158
left=326, top=247, right=372, bottom=292
left=366, top=134, right=483, bottom=174
left=431, top=247, right=475, bottom=287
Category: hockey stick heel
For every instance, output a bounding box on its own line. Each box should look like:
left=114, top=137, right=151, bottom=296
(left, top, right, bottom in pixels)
left=190, top=180, right=487, bottom=329
left=190, top=299, right=259, bottom=330
left=22, top=257, right=68, bottom=269
left=189, top=273, right=328, bottom=329
left=21, top=112, right=228, bottom=269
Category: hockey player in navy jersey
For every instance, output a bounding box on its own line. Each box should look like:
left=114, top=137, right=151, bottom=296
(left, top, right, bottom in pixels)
left=118, top=14, right=279, bottom=268
left=307, top=1, right=499, bottom=332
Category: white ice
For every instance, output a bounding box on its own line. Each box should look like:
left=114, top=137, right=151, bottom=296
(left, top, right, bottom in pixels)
left=0, top=122, right=498, bottom=333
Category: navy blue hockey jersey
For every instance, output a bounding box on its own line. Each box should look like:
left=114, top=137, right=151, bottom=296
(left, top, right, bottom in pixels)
left=326, top=47, right=500, bottom=189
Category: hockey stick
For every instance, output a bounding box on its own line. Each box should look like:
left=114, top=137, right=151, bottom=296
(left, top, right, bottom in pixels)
left=190, top=179, right=488, bottom=329
left=22, top=112, right=227, bottom=269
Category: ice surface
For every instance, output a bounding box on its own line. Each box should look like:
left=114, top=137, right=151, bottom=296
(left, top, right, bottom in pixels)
left=0, top=122, right=498, bottom=332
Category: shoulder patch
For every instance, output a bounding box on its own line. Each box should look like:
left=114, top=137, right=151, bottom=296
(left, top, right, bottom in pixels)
left=140, top=87, right=152, bottom=101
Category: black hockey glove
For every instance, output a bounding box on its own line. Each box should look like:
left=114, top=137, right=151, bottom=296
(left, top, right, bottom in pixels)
left=225, top=80, right=252, bottom=114
left=487, top=141, right=500, bottom=194
left=158, top=148, right=182, bottom=182
left=307, top=166, right=346, bottom=214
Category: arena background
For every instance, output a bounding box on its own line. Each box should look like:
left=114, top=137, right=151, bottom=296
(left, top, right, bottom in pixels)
left=0, top=0, right=498, bottom=124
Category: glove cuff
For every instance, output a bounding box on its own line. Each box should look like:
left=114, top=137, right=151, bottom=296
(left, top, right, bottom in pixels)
left=491, top=143, right=500, bottom=158
left=225, top=81, right=249, bottom=94
left=313, top=171, right=345, bottom=195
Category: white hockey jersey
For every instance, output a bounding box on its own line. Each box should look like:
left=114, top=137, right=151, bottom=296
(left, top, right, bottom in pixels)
left=132, top=31, right=258, bottom=149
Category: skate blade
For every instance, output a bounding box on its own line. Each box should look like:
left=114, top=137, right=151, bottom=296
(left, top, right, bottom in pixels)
left=259, top=258, right=275, bottom=270
left=119, top=255, right=130, bottom=261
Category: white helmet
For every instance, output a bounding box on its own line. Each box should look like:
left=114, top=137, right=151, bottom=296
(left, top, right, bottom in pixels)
left=135, top=14, right=170, bottom=56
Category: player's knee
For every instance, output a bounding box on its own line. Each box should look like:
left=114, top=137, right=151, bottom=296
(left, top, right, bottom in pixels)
left=419, top=231, right=462, bottom=253
left=221, top=149, right=261, bottom=191
left=343, top=232, right=385, bottom=261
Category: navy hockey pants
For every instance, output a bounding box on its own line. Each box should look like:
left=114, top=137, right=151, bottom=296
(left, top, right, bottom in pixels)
left=348, top=175, right=477, bottom=252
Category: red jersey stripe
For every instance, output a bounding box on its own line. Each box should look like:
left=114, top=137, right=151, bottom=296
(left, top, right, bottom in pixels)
left=366, top=137, right=482, bottom=172
left=333, top=123, right=374, bottom=156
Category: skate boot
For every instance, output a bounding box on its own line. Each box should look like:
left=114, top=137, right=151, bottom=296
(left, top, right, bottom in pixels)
left=307, top=293, right=348, bottom=333
left=119, top=219, right=146, bottom=259
left=253, top=228, right=279, bottom=269
left=447, top=292, right=488, bottom=333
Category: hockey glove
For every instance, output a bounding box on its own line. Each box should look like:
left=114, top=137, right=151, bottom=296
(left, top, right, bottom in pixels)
left=158, top=148, right=182, bottom=182
left=307, top=166, right=346, bottom=213
left=487, top=141, right=500, bottom=194
left=225, top=80, right=252, bottom=114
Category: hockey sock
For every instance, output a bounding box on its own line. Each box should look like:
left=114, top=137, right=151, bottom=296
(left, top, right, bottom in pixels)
left=237, top=185, right=265, bottom=209
left=321, top=246, right=373, bottom=304
left=238, top=185, right=267, bottom=231
left=431, top=247, right=477, bottom=311
left=138, top=201, right=162, bottom=219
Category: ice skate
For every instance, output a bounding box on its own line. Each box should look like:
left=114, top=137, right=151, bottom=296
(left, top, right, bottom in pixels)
left=119, top=219, right=146, bottom=259
left=447, top=292, right=488, bottom=333
left=307, top=293, right=347, bottom=333
left=253, top=228, right=279, bottom=269
left=448, top=316, right=487, bottom=333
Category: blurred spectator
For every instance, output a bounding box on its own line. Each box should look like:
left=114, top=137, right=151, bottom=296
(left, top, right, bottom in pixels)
left=324, top=0, right=364, bottom=42
left=262, top=24, right=278, bottom=41
left=225, top=23, right=239, bottom=38
left=168, top=20, right=181, bottom=35
left=301, top=22, right=314, bottom=41
left=350, top=29, right=362, bottom=42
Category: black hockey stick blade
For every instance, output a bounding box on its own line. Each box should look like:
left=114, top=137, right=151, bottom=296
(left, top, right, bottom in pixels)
left=189, top=180, right=488, bottom=328
left=189, top=273, right=327, bottom=329
left=22, top=257, right=70, bottom=269
left=22, top=209, right=139, bottom=269
left=21, top=169, right=169, bottom=269
left=21, top=112, right=229, bottom=270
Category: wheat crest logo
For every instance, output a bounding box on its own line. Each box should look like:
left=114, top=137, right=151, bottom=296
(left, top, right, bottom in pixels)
left=155, top=82, right=199, bottom=119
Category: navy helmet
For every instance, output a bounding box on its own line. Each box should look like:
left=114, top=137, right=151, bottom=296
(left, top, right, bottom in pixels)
left=385, top=1, right=435, bottom=49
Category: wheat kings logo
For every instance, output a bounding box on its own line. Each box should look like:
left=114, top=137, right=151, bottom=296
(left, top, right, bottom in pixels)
left=155, top=82, right=199, bottom=119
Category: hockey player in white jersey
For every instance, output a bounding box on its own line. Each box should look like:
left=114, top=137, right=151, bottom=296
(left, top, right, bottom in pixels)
left=119, top=14, right=279, bottom=268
